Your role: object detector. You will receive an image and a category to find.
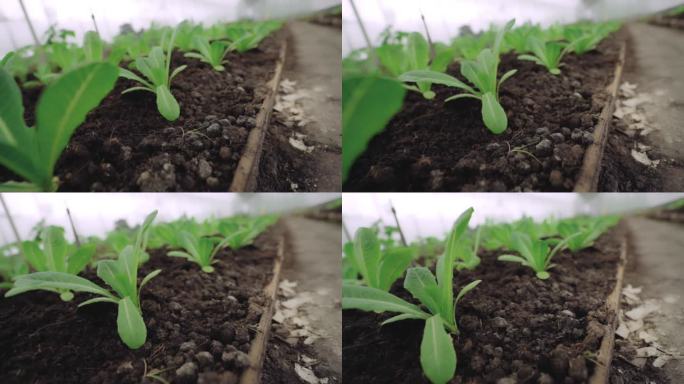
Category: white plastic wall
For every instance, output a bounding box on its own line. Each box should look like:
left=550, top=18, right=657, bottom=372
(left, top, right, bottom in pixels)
left=0, top=0, right=340, bottom=55
left=342, top=193, right=684, bottom=242
left=0, top=193, right=339, bottom=244
left=342, top=0, right=683, bottom=55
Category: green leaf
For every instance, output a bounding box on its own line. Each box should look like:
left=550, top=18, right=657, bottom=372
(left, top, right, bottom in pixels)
left=403, top=267, right=441, bottom=315
left=5, top=271, right=113, bottom=298
left=420, top=315, right=456, bottom=384
left=21, top=241, right=46, bottom=271
left=0, top=181, right=42, bottom=191
left=67, top=243, right=96, bottom=274
left=377, top=247, right=415, bottom=291
left=353, top=228, right=381, bottom=288
left=481, top=92, right=507, bottom=134
left=399, top=70, right=476, bottom=94
left=42, top=226, right=68, bottom=272
left=117, top=296, right=147, bottom=349
left=342, top=75, right=406, bottom=182
left=97, top=259, right=130, bottom=299
left=0, top=68, right=29, bottom=146
left=342, top=284, right=429, bottom=320
left=155, top=85, right=180, bottom=121
left=36, top=63, right=118, bottom=181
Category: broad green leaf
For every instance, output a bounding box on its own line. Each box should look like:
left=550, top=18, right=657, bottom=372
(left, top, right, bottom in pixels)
left=399, top=70, right=476, bottom=94
left=404, top=267, right=441, bottom=315
left=376, top=44, right=405, bottom=76
left=481, top=92, right=507, bottom=134
left=36, top=63, right=118, bottom=176
left=155, top=85, right=180, bottom=121
left=117, top=296, right=147, bottom=349
left=97, top=259, right=130, bottom=299
left=406, top=32, right=429, bottom=70
left=83, top=31, right=104, bottom=62
left=0, top=181, right=42, bottom=191
left=21, top=241, right=47, bottom=271
left=342, top=75, right=406, bottom=182
left=119, top=246, right=139, bottom=296
left=342, top=284, right=429, bottom=319
left=353, top=228, right=381, bottom=288
left=5, top=271, right=113, bottom=298
left=42, top=226, right=68, bottom=272
left=0, top=68, right=28, bottom=146
left=67, top=243, right=96, bottom=274
left=377, top=246, right=415, bottom=291
left=420, top=315, right=456, bottom=384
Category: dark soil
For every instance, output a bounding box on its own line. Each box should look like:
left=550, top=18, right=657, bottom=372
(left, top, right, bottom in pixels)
left=598, top=118, right=662, bottom=191
left=257, top=118, right=321, bottom=191
left=343, top=226, right=626, bottom=383
left=0, top=227, right=281, bottom=384
left=0, top=32, right=283, bottom=191
left=344, top=33, right=624, bottom=191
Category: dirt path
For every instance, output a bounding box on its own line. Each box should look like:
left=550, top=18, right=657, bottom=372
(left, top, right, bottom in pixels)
left=281, top=21, right=341, bottom=191
left=282, top=216, right=342, bottom=374
left=623, top=217, right=684, bottom=382
left=624, top=23, right=684, bottom=191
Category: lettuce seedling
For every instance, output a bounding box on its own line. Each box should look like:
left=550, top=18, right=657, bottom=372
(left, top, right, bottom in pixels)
left=454, top=227, right=481, bottom=270
left=20, top=226, right=96, bottom=300
left=517, top=37, right=570, bottom=75
left=557, top=216, right=618, bottom=251
left=185, top=36, right=232, bottom=71
left=0, top=245, right=28, bottom=289
left=351, top=227, right=415, bottom=291
left=5, top=211, right=161, bottom=349
left=399, top=19, right=516, bottom=134
left=343, top=208, right=481, bottom=384
left=119, top=29, right=187, bottom=121
left=167, top=231, right=232, bottom=273
left=0, top=63, right=118, bottom=191
left=376, top=32, right=455, bottom=99
left=497, top=231, right=578, bottom=279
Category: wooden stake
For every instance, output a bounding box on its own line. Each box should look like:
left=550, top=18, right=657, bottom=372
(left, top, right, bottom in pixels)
left=389, top=200, right=407, bottom=246
left=0, top=194, right=22, bottom=247
left=66, top=208, right=81, bottom=246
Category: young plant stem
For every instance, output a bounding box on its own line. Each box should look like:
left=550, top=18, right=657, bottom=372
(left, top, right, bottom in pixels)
left=66, top=208, right=81, bottom=247
left=349, top=0, right=379, bottom=68
left=390, top=201, right=408, bottom=247
left=18, top=0, right=45, bottom=64
left=342, top=221, right=352, bottom=243
left=91, top=13, right=100, bottom=35
left=420, top=12, right=436, bottom=63
left=0, top=194, right=22, bottom=249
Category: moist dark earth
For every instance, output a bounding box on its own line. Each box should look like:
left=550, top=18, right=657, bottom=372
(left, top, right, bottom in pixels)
left=344, top=32, right=638, bottom=192
left=0, top=227, right=281, bottom=384
left=0, top=32, right=283, bottom=191
left=343, top=226, right=627, bottom=383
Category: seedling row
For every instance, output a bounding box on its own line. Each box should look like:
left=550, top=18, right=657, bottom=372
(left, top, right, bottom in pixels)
left=343, top=208, right=624, bottom=383
left=0, top=211, right=280, bottom=382
left=343, top=18, right=625, bottom=191
left=0, top=19, right=284, bottom=192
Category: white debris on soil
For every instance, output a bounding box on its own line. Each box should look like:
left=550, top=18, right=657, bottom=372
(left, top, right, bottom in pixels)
left=616, top=284, right=681, bottom=368
left=274, top=280, right=331, bottom=383
left=276, top=78, right=318, bottom=154
left=289, top=133, right=315, bottom=153
left=614, top=82, right=664, bottom=168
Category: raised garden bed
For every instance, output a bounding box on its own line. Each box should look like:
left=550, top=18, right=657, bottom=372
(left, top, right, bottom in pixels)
left=344, top=33, right=625, bottom=192
left=0, top=24, right=287, bottom=192
left=343, top=225, right=627, bottom=383
left=0, top=223, right=283, bottom=383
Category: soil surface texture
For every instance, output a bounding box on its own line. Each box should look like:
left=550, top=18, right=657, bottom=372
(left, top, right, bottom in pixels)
left=0, top=33, right=283, bottom=191
left=344, top=34, right=623, bottom=192
left=343, top=226, right=625, bottom=383
left=0, top=227, right=281, bottom=384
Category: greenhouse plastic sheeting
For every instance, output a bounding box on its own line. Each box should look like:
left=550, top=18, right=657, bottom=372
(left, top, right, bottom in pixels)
left=342, top=0, right=683, bottom=54
left=0, top=0, right=339, bottom=54
left=0, top=193, right=338, bottom=244
left=342, top=193, right=684, bottom=242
